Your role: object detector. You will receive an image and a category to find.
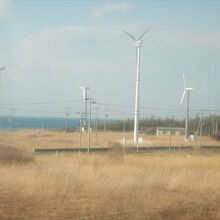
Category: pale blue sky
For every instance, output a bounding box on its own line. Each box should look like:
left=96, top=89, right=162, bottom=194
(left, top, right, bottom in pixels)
left=0, top=0, right=220, bottom=119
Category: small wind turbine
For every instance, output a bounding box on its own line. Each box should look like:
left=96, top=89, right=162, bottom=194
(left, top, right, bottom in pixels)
left=123, top=28, right=150, bottom=144
left=180, top=74, right=193, bottom=141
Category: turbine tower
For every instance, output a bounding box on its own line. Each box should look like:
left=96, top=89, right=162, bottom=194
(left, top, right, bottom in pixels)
left=80, top=86, right=90, bottom=131
left=180, top=74, right=193, bottom=141
left=123, top=28, right=150, bottom=143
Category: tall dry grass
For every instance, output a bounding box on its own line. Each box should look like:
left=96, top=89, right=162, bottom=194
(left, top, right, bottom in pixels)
left=0, top=153, right=220, bottom=219
left=0, top=145, right=33, bottom=164
left=0, top=129, right=219, bottom=152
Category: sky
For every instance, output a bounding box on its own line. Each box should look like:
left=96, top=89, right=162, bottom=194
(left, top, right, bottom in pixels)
left=0, top=0, right=220, bottom=119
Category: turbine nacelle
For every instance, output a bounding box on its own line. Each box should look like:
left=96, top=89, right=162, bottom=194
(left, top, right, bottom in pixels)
left=80, top=86, right=90, bottom=100
left=135, top=40, right=143, bottom=47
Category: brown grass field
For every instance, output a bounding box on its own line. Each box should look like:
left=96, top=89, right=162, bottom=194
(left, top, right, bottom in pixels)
left=0, top=130, right=220, bottom=220
left=0, top=129, right=219, bottom=152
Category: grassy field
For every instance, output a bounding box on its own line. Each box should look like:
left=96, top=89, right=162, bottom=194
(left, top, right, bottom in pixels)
left=0, top=129, right=219, bottom=152
left=0, top=130, right=220, bottom=219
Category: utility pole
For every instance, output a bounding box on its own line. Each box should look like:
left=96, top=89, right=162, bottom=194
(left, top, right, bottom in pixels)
left=169, top=116, right=173, bottom=150
left=88, top=98, right=92, bottom=153
left=88, top=98, right=91, bottom=153
left=212, top=118, right=215, bottom=136
left=95, top=107, right=99, bottom=144
left=65, top=107, right=72, bottom=133
left=0, top=66, right=6, bottom=136
left=199, top=112, right=203, bottom=148
left=104, top=109, right=108, bottom=132
left=80, top=86, right=90, bottom=132
left=65, top=112, right=69, bottom=133
left=87, top=98, right=97, bottom=153
left=79, top=112, right=83, bottom=151
left=8, top=108, right=15, bottom=146
left=123, top=119, right=126, bottom=153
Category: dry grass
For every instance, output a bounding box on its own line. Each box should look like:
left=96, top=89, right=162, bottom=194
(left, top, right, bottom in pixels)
left=0, top=130, right=220, bottom=219
left=0, top=129, right=219, bottom=152
left=0, top=145, right=33, bottom=164
left=0, top=153, right=220, bottom=219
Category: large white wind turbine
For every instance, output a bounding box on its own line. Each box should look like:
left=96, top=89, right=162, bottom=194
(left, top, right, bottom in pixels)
left=123, top=28, right=150, bottom=143
left=180, top=74, right=193, bottom=141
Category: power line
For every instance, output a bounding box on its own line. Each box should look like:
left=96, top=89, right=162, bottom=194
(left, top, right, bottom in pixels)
left=0, top=99, right=82, bottom=106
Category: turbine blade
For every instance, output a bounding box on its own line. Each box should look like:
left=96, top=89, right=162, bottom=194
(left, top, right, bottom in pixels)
left=183, top=74, right=186, bottom=89
left=138, top=27, right=151, bottom=40
left=0, top=66, right=6, bottom=71
left=122, top=29, right=136, bottom=41
left=180, top=90, right=186, bottom=104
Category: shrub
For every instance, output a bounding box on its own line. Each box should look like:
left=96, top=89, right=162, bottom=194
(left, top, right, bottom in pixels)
left=107, top=142, right=124, bottom=163
left=0, top=146, right=33, bottom=164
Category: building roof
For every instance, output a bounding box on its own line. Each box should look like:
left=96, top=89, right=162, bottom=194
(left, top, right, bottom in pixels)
left=157, top=127, right=185, bottom=131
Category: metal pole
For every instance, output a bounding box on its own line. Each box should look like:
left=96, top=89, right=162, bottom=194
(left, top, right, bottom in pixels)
left=85, top=94, right=88, bottom=128
left=104, top=109, right=108, bottom=132
left=185, top=91, right=189, bottom=141
left=95, top=107, right=98, bottom=144
left=123, top=120, right=126, bottom=153
left=0, top=67, right=6, bottom=137
left=216, top=119, right=218, bottom=137
left=8, top=108, right=14, bottom=146
left=79, top=113, right=82, bottom=151
left=65, top=112, right=68, bottom=133
left=134, top=41, right=141, bottom=144
left=212, top=119, right=215, bottom=136
left=169, top=117, right=173, bottom=150
left=199, top=112, right=203, bottom=147
left=88, top=98, right=92, bottom=153
left=85, top=87, right=90, bottom=131
left=9, top=109, right=12, bottom=138
left=80, top=86, right=90, bottom=131
left=0, top=71, right=1, bottom=95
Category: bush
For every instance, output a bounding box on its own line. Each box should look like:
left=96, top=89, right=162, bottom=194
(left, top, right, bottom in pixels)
left=107, top=142, right=124, bottom=163
left=0, top=146, right=33, bottom=164
left=216, top=134, right=220, bottom=141
left=211, top=132, right=220, bottom=141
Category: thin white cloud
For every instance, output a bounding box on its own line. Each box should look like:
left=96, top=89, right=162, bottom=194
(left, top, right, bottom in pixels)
left=0, top=1, right=12, bottom=21
left=22, top=24, right=220, bottom=53
left=91, top=2, right=133, bottom=18
left=151, top=29, right=220, bottom=48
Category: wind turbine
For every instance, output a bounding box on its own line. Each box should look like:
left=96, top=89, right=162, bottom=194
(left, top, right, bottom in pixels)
left=180, top=74, right=193, bottom=141
left=123, top=28, right=150, bottom=143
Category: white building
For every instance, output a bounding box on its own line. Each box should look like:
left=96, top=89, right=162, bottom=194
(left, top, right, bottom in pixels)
left=156, top=127, right=185, bottom=136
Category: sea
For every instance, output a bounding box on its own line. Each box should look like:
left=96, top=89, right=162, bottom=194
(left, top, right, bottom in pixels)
left=0, top=116, right=82, bottom=131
